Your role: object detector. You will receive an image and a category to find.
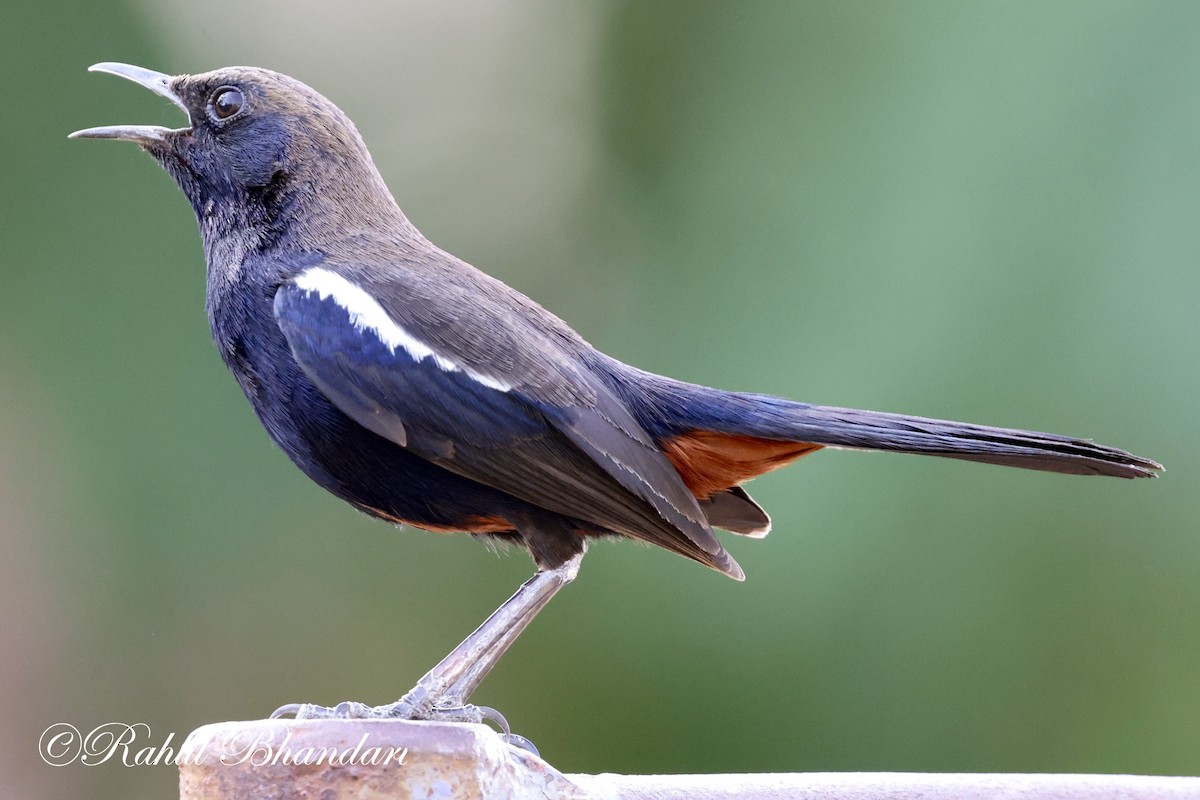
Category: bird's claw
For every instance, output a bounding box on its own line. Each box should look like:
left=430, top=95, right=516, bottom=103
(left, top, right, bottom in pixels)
left=435, top=705, right=537, bottom=755
left=267, top=700, right=538, bottom=755
left=499, top=731, right=540, bottom=755
left=270, top=701, right=378, bottom=720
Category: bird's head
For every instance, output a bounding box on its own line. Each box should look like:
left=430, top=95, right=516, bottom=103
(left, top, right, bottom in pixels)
left=71, top=63, right=407, bottom=249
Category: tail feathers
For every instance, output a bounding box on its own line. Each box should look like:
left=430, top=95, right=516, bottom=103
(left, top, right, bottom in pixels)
left=699, top=486, right=771, bottom=537
left=701, top=393, right=1162, bottom=479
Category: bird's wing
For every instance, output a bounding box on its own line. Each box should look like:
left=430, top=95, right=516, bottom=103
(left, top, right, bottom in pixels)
left=272, top=265, right=740, bottom=577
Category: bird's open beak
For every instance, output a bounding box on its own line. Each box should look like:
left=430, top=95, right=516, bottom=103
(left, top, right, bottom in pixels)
left=68, top=62, right=191, bottom=144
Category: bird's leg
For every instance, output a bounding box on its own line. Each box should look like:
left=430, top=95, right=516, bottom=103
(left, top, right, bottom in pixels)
left=271, top=545, right=584, bottom=748
left=384, top=545, right=585, bottom=721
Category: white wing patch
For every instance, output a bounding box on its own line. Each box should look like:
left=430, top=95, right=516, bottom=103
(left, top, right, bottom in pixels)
left=293, top=267, right=513, bottom=392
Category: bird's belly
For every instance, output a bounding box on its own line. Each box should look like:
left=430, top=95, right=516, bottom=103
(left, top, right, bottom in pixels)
left=260, top=369, right=531, bottom=535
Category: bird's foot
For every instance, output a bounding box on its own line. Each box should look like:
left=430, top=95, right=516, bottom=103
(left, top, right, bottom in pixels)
left=270, top=699, right=538, bottom=755
left=267, top=554, right=584, bottom=760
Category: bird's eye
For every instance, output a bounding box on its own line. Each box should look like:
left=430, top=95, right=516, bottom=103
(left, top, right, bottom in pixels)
left=209, top=87, right=245, bottom=121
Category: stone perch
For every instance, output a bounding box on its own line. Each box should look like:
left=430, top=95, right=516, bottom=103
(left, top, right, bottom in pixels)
left=178, top=719, right=1200, bottom=799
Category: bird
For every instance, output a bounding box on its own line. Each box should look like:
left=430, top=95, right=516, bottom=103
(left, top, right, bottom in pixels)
left=71, top=62, right=1160, bottom=740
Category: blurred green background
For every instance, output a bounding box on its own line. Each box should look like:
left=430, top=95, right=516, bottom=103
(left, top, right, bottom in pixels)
left=3, top=1, right=1197, bottom=797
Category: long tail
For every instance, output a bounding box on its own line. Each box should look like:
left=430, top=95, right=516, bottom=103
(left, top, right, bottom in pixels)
left=617, top=367, right=1162, bottom=480
left=694, top=391, right=1160, bottom=478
